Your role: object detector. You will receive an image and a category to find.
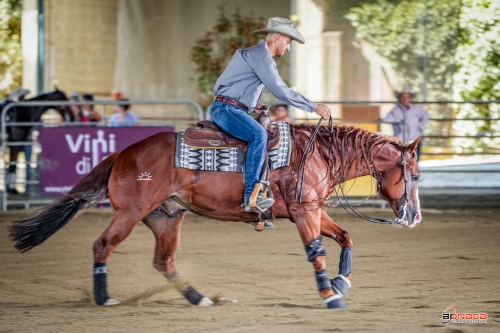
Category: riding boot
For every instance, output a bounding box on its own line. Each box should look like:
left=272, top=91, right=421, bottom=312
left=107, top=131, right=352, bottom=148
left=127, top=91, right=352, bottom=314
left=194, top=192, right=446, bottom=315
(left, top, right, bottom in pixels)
left=243, top=194, right=274, bottom=212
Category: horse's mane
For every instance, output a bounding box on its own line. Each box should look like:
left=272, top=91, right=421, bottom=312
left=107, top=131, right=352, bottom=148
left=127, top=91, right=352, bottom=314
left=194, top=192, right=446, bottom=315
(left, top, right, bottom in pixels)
left=290, top=123, right=402, bottom=203
left=291, top=123, right=401, bottom=161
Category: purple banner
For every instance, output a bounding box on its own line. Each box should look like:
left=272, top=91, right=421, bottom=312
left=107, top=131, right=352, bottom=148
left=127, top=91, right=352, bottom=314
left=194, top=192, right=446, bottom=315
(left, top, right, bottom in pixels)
left=40, top=126, right=174, bottom=195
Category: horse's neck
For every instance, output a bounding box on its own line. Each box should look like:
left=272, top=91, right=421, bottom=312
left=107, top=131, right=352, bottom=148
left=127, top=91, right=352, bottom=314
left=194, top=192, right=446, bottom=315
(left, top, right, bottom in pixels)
left=27, top=106, right=52, bottom=122
left=333, top=136, right=387, bottom=183
left=337, top=151, right=371, bottom=183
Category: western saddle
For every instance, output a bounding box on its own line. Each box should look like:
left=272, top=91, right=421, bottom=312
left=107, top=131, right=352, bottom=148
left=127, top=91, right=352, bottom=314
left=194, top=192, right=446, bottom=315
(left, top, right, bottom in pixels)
left=184, top=118, right=281, bottom=150
left=183, top=115, right=280, bottom=231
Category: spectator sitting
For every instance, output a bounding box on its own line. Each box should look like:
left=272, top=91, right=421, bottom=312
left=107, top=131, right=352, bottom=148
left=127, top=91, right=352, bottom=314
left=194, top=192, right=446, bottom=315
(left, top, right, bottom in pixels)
left=81, top=93, right=102, bottom=123
left=107, top=98, right=139, bottom=127
left=383, top=86, right=429, bottom=161
left=271, top=104, right=294, bottom=123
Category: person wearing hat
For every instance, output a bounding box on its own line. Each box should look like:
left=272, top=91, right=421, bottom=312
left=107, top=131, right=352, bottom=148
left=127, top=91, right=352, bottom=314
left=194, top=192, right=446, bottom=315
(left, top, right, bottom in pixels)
left=211, top=17, right=331, bottom=212
left=383, top=86, right=429, bottom=161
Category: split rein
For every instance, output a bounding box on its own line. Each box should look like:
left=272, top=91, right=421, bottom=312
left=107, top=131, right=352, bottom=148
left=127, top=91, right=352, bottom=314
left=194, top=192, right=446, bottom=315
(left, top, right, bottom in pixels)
left=294, top=117, right=410, bottom=226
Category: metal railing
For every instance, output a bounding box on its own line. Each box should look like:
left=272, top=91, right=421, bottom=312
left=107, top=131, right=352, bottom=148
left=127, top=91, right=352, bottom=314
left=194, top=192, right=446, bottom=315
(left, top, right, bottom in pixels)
left=276, top=100, right=500, bottom=158
left=1, top=99, right=204, bottom=210
left=2, top=99, right=500, bottom=210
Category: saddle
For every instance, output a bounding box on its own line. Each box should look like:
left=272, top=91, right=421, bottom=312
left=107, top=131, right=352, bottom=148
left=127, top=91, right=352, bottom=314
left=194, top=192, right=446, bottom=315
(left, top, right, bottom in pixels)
left=184, top=119, right=281, bottom=150
left=184, top=115, right=277, bottom=231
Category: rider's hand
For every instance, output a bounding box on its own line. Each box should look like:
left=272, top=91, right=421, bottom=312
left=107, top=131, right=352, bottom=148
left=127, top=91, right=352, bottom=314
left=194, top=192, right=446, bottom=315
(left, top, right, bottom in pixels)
left=254, top=104, right=269, bottom=114
left=315, top=104, right=331, bottom=119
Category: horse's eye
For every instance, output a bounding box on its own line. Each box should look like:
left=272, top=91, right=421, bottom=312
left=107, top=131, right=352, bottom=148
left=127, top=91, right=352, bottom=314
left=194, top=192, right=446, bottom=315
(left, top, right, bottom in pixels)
left=412, top=175, right=419, bottom=181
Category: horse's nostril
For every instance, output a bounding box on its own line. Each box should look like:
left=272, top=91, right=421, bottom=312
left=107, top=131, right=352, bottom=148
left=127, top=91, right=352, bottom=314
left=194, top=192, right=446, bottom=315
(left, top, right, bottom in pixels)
left=414, top=214, right=422, bottom=223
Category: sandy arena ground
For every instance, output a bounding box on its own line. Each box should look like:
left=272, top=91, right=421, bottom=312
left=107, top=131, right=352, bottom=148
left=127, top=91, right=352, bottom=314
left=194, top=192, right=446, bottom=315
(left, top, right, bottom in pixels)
left=0, top=207, right=499, bottom=333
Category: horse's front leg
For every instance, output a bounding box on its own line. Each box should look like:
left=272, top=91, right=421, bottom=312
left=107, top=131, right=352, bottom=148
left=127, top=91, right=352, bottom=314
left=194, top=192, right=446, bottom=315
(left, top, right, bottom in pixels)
left=320, top=209, right=352, bottom=308
left=289, top=208, right=344, bottom=308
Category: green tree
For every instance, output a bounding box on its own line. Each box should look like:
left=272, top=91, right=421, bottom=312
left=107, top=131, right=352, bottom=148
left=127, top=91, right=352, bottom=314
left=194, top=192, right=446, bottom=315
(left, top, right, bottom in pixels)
left=190, top=8, right=271, bottom=107
left=452, top=0, right=500, bottom=148
left=0, top=0, right=22, bottom=99
left=344, top=0, right=500, bottom=151
left=345, top=0, right=461, bottom=101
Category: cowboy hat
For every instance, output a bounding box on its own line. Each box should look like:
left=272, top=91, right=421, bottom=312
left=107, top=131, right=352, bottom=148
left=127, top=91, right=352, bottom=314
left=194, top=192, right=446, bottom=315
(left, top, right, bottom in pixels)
left=253, top=17, right=305, bottom=44
left=395, top=85, right=417, bottom=98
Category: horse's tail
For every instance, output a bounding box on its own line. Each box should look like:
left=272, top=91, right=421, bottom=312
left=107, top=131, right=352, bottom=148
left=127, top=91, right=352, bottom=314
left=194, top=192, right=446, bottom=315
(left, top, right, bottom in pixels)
left=9, top=152, right=120, bottom=253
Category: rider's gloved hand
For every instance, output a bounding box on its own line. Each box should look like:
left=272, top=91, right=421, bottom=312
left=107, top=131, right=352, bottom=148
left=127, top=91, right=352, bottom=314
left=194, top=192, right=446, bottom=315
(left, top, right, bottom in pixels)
left=315, top=104, right=331, bottom=119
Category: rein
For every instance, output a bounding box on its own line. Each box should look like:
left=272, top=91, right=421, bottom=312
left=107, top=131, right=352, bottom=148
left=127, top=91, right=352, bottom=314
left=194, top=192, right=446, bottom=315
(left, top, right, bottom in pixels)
left=294, top=117, right=410, bottom=226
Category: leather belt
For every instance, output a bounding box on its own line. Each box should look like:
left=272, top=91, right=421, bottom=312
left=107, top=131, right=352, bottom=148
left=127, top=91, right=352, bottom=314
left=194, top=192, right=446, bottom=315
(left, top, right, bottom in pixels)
left=215, top=95, right=249, bottom=111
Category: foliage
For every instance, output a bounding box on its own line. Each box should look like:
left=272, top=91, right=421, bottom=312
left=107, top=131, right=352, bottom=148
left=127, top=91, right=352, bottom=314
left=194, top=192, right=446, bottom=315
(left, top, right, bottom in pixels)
left=344, top=0, right=500, bottom=150
left=345, top=0, right=461, bottom=101
left=452, top=0, right=500, bottom=146
left=0, top=0, right=22, bottom=99
left=190, top=8, right=267, bottom=107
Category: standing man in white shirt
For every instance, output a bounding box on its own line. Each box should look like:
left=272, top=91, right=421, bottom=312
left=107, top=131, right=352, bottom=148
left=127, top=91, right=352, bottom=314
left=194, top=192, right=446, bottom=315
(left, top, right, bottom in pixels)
left=383, top=86, right=430, bottom=161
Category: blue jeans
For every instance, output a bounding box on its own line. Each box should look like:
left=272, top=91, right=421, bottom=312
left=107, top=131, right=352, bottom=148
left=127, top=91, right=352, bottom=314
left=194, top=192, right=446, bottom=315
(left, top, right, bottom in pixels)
left=210, top=101, right=267, bottom=202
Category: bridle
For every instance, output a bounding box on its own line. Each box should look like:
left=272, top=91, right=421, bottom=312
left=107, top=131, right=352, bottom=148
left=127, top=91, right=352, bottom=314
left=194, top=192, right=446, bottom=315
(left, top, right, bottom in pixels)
left=295, top=117, right=411, bottom=226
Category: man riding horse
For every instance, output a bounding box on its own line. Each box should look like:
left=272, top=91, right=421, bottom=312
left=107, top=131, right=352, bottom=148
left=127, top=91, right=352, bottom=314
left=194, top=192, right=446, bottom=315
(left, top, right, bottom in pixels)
left=211, top=17, right=331, bottom=212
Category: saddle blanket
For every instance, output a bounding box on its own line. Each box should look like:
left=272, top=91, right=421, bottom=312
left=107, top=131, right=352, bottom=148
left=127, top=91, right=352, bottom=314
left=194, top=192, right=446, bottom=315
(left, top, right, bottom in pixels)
left=175, top=121, right=291, bottom=172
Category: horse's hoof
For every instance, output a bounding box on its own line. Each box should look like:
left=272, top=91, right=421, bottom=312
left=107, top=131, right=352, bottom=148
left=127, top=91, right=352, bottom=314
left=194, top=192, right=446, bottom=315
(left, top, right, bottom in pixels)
left=103, top=298, right=120, bottom=306
left=324, top=295, right=347, bottom=309
left=198, top=296, right=214, bottom=306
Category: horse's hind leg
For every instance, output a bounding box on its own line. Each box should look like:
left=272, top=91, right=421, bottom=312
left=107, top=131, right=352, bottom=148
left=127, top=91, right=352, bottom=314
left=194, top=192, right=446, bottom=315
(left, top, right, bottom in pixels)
left=93, top=212, right=142, bottom=306
left=320, top=210, right=353, bottom=308
left=142, top=208, right=214, bottom=306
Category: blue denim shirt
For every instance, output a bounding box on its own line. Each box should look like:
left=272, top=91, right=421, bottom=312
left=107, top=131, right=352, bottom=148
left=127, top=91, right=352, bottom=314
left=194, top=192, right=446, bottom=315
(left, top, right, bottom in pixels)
left=107, top=112, right=139, bottom=127
left=213, top=40, right=317, bottom=112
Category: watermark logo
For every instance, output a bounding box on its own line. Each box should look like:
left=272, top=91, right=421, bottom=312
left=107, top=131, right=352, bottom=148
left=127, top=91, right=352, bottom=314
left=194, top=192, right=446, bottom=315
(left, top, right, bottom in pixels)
left=137, top=172, right=153, bottom=181
left=441, top=306, right=488, bottom=324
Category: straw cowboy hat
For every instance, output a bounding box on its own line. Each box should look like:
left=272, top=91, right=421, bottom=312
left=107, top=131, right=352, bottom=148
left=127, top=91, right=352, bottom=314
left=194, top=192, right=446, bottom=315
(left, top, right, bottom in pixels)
left=253, top=17, right=305, bottom=44
left=395, top=85, right=417, bottom=98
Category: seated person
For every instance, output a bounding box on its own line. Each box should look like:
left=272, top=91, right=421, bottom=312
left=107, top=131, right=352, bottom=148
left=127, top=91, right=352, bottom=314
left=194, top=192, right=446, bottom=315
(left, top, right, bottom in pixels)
left=81, top=93, right=102, bottom=123
left=107, top=98, right=139, bottom=127
left=271, top=104, right=294, bottom=123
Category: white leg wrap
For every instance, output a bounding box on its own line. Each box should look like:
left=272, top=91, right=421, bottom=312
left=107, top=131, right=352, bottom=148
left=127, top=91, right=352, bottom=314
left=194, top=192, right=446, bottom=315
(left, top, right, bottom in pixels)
left=198, top=296, right=214, bottom=306
left=103, top=298, right=120, bottom=306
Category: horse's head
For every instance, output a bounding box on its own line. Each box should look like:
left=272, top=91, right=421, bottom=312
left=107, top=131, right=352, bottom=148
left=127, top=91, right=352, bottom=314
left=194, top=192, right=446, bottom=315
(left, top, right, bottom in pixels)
left=373, top=138, right=422, bottom=228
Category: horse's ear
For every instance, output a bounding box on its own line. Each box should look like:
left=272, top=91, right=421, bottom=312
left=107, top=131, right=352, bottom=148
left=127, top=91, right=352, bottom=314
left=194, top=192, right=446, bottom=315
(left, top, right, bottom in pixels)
left=405, top=137, right=421, bottom=155
left=54, top=85, right=59, bottom=92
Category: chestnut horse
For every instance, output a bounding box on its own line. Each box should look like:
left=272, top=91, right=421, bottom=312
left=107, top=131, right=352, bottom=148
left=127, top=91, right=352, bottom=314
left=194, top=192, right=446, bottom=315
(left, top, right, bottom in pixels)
left=9, top=124, right=422, bottom=308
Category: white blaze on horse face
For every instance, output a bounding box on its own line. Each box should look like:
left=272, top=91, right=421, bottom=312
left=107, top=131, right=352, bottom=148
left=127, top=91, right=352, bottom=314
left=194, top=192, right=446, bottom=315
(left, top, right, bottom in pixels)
left=413, top=187, right=422, bottom=224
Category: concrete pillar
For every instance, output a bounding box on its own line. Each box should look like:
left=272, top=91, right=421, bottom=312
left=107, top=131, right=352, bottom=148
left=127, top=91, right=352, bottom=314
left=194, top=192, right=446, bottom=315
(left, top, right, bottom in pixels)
left=22, top=0, right=39, bottom=97
left=293, top=0, right=324, bottom=121
left=323, top=31, right=342, bottom=119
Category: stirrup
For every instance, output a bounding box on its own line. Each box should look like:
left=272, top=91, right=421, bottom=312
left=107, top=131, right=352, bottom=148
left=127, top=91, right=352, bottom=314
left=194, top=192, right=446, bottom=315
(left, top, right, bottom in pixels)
left=248, top=220, right=275, bottom=231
